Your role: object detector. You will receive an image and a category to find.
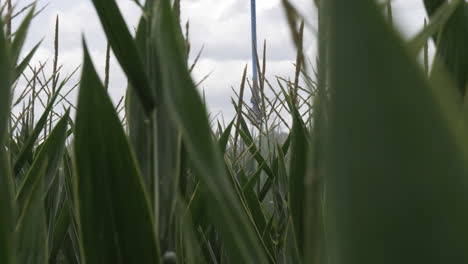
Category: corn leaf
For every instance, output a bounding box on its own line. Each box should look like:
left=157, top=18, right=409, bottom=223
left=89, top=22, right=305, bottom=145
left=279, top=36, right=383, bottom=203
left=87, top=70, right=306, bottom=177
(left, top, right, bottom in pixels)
left=15, top=40, right=42, bottom=81
left=424, top=0, right=468, bottom=95
left=11, top=6, right=35, bottom=63
left=13, top=80, right=67, bottom=175
left=409, top=0, right=460, bottom=54
left=154, top=1, right=269, bottom=262
left=218, top=119, right=234, bottom=154
left=16, top=112, right=69, bottom=206
left=73, top=41, right=160, bottom=264
left=90, top=0, right=155, bottom=114
left=126, top=15, right=153, bottom=191
left=326, top=1, right=468, bottom=264
left=0, top=16, right=16, bottom=264
left=16, top=161, right=48, bottom=264
left=289, top=107, right=309, bottom=257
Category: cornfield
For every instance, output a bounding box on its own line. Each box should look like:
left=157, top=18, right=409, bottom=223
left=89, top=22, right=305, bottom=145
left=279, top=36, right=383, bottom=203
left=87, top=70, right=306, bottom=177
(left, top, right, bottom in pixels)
left=1, top=0, right=467, bottom=263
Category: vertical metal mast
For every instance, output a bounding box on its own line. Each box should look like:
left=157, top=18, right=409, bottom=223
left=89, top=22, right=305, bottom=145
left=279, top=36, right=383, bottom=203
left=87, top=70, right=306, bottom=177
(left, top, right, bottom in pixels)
left=250, top=0, right=259, bottom=82
left=250, top=0, right=262, bottom=122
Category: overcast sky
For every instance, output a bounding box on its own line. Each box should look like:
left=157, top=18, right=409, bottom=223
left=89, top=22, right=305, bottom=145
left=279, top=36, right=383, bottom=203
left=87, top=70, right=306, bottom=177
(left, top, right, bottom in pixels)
left=19, top=0, right=430, bottom=122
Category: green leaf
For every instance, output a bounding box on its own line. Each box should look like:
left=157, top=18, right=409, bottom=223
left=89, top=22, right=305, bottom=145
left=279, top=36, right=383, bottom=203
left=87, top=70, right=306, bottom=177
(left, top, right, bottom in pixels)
left=15, top=40, right=42, bottom=81
left=238, top=118, right=275, bottom=180
left=424, top=0, right=468, bottom=95
left=11, top=6, right=35, bottom=63
left=242, top=181, right=267, bottom=239
left=276, top=144, right=289, bottom=200
left=243, top=162, right=266, bottom=191
left=13, top=79, right=67, bottom=175
left=0, top=17, right=16, bottom=264
left=62, top=153, right=82, bottom=264
left=16, top=112, right=69, bottom=207
left=0, top=152, right=14, bottom=264
left=0, top=18, right=12, bottom=145
left=409, top=0, right=460, bottom=54
left=174, top=196, right=204, bottom=264
left=132, top=10, right=182, bottom=251
left=49, top=201, right=70, bottom=262
left=90, top=0, right=155, bottom=114
left=16, top=161, right=48, bottom=264
left=156, top=106, right=181, bottom=251
left=154, top=1, right=269, bottom=262
left=288, top=107, right=309, bottom=257
left=73, top=41, right=160, bottom=264
left=237, top=116, right=282, bottom=201
left=126, top=16, right=154, bottom=193
left=326, top=1, right=468, bottom=264
left=218, top=119, right=234, bottom=154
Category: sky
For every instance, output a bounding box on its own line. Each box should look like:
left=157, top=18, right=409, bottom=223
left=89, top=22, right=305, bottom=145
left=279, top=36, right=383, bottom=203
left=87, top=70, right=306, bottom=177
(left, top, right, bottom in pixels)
left=18, top=0, right=431, bottom=122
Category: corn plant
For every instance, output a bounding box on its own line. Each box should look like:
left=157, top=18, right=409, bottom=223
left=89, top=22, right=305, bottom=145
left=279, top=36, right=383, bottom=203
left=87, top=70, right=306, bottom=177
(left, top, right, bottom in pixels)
left=1, top=0, right=468, bottom=263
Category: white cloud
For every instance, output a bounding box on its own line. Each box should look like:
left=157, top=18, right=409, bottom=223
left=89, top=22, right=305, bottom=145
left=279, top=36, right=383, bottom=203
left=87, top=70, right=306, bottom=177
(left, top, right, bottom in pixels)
left=19, top=0, right=429, bottom=122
